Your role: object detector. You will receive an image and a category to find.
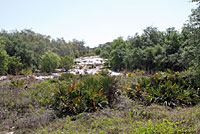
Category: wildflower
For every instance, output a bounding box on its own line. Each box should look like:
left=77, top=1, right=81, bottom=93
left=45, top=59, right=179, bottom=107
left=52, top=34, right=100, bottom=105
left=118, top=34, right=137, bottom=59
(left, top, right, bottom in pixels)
left=137, top=86, right=142, bottom=92
left=156, top=72, right=159, bottom=75
left=125, top=86, right=130, bottom=90
left=95, top=70, right=101, bottom=75
left=72, top=96, right=81, bottom=102
left=128, top=72, right=132, bottom=76
left=68, top=83, right=77, bottom=92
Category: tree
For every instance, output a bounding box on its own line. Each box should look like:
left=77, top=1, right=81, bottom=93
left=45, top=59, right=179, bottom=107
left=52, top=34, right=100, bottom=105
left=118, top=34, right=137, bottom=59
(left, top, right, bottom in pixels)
left=110, top=38, right=127, bottom=71
left=60, top=56, right=74, bottom=71
left=0, top=30, right=86, bottom=70
left=105, top=45, right=111, bottom=53
left=183, top=1, right=200, bottom=67
left=110, top=48, right=126, bottom=71
left=7, top=56, right=23, bottom=75
left=40, top=51, right=61, bottom=73
left=123, top=48, right=143, bottom=70
left=142, top=47, right=155, bottom=73
left=0, top=41, right=9, bottom=75
left=94, top=48, right=101, bottom=55
left=100, top=51, right=109, bottom=58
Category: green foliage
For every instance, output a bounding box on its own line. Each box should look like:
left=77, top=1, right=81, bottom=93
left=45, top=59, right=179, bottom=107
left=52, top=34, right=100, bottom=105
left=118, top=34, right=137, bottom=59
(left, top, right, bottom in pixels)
left=100, top=68, right=110, bottom=76
left=100, top=51, right=109, bottom=58
left=0, top=30, right=87, bottom=70
left=135, top=119, right=190, bottom=134
left=58, top=73, right=75, bottom=81
left=29, top=74, right=117, bottom=116
left=29, top=78, right=61, bottom=108
left=7, top=56, right=23, bottom=75
left=20, top=67, right=33, bottom=75
left=54, top=74, right=117, bottom=115
left=128, top=71, right=200, bottom=107
left=40, top=51, right=61, bottom=73
left=0, top=44, right=8, bottom=75
left=70, top=39, right=88, bottom=57
left=97, top=22, right=199, bottom=73
left=74, top=50, right=80, bottom=58
left=99, top=45, right=111, bottom=58
left=94, top=48, right=101, bottom=55
left=60, top=56, right=74, bottom=71
left=10, top=79, right=25, bottom=87
left=36, top=107, right=198, bottom=134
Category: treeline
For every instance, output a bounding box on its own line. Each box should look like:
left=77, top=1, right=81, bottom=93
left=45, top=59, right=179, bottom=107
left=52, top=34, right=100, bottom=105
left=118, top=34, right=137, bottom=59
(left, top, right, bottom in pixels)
left=97, top=1, right=200, bottom=73
left=0, top=29, right=89, bottom=75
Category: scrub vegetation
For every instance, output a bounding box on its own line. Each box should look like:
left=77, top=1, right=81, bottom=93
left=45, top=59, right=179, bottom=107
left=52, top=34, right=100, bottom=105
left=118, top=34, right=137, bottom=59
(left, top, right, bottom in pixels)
left=0, top=0, right=200, bottom=133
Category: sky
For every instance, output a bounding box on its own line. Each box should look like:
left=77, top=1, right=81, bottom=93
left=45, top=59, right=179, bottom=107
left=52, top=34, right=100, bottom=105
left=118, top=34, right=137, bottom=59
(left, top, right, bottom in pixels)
left=0, top=0, right=198, bottom=47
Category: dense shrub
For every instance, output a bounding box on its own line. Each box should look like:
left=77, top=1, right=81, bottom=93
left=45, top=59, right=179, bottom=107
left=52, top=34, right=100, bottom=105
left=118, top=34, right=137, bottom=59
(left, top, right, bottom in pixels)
left=7, top=56, right=23, bottom=75
left=40, top=51, right=61, bottom=73
left=0, top=45, right=9, bottom=75
left=100, top=51, right=109, bottom=58
left=94, top=48, right=101, bottom=55
left=29, top=73, right=118, bottom=116
left=54, top=74, right=117, bottom=115
left=58, top=73, right=75, bottom=81
left=127, top=70, right=200, bottom=107
left=28, top=79, right=58, bottom=108
left=60, top=56, right=74, bottom=71
left=20, top=67, right=33, bottom=75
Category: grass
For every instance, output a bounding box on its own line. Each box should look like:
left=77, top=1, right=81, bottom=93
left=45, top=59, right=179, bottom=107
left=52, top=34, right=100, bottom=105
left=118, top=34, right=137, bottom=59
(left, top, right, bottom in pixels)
left=34, top=104, right=200, bottom=134
left=0, top=71, right=200, bottom=133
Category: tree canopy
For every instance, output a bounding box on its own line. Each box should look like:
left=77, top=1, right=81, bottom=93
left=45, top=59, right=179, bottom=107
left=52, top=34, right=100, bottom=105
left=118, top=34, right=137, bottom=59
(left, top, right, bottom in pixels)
left=98, top=3, right=200, bottom=73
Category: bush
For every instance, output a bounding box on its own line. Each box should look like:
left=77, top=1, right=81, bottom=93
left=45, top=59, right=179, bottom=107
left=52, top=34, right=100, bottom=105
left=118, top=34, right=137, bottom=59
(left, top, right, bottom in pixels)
left=54, top=74, right=118, bottom=115
left=7, top=56, right=23, bottom=75
left=20, top=67, right=33, bottom=75
left=29, top=73, right=118, bottom=116
left=0, top=45, right=8, bottom=75
left=10, top=79, right=25, bottom=87
left=28, top=80, right=58, bottom=108
left=58, top=73, right=75, bottom=81
left=127, top=71, right=200, bottom=107
left=40, top=51, right=61, bottom=73
left=60, top=56, right=74, bottom=71
left=100, top=51, right=109, bottom=58
left=94, top=48, right=101, bottom=55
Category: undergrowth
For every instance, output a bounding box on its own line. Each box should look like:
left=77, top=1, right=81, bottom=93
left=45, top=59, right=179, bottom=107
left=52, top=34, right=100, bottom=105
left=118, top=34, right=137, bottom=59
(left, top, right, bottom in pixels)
left=28, top=72, right=118, bottom=116
left=127, top=70, right=200, bottom=107
left=1, top=69, right=200, bottom=133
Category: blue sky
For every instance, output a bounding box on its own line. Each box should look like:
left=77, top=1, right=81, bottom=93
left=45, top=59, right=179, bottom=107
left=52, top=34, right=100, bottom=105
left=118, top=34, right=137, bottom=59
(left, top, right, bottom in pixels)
left=0, top=0, right=197, bottom=47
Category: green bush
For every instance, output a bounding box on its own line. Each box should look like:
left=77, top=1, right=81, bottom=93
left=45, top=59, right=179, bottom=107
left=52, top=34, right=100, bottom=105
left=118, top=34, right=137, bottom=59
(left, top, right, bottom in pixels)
left=54, top=74, right=117, bottom=115
left=60, top=56, right=74, bottom=71
left=128, top=71, right=200, bottom=107
left=58, top=73, right=75, bottom=81
left=0, top=45, right=9, bottom=75
left=100, top=51, right=109, bottom=58
left=83, top=52, right=95, bottom=57
left=20, top=67, right=33, bottom=75
left=28, top=73, right=117, bottom=116
left=40, top=51, right=61, bottom=73
left=7, top=56, right=23, bottom=75
left=94, top=48, right=101, bottom=55
left=28, top=80, right=58, bottom=108
left=10, top=79, right=25, bottom=87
